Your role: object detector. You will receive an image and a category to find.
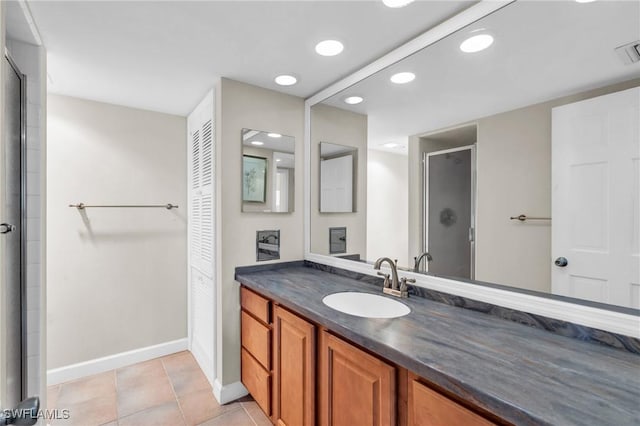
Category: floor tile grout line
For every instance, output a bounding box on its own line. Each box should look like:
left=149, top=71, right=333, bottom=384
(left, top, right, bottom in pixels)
left=111, top=370, right=118, bottom=425
left=160, top=355, right=189, bottom=426
left=239, top=402, right=259, bottom=426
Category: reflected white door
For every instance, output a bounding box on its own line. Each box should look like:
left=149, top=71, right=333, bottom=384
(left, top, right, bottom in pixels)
left=320, top=155, right=353, bottom=212
left=552, top=87, right=640, bottom=308
left=275, top=168, right=289, bottom=213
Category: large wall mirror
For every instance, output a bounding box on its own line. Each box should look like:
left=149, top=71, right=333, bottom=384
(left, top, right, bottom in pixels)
left=242, top=128, right=295, bottom=213
left=308, top=0, right=640, bottom=314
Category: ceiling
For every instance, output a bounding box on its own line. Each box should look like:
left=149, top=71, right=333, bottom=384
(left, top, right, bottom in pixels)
left=27, top=0, right=475, bottom=116
left=321, top=142, right=357, bottom=157
left=243, top=130, right=295, bottom=153
left=319, top=0, right=640, bottom=154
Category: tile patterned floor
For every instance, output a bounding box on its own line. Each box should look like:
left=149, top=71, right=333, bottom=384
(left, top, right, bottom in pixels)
left=47, top=351, right=271, bottom=426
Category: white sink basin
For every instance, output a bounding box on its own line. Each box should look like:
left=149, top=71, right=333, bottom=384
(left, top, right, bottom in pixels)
left=322, top=292, right=410, bottom=318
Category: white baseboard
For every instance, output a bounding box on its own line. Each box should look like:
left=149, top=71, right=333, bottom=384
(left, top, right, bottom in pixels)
left=47, top=338, right=188, bottom=385
left=213, top=379, right=247, bottom=405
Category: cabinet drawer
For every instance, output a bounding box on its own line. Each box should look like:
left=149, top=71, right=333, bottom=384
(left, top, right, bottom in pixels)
left=241, top=311, right=271, bottom=370
left=241, top=348, right=271, bottom=416
left=409, top=379, right=495, bottom=426
left=241, top=287, right=271, bottom=324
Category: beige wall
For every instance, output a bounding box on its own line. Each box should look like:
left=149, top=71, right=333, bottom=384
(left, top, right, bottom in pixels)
left=367, top=150, right=409, bottom=267
left=46, top=95, right=187, bottom=368
left=310, top=104, right=367, bottom=258
left=409, top=78, right=640, bottom=293
left=217, top=78, right=304, bottom=386
left=475, top=104, right=551, bottom=292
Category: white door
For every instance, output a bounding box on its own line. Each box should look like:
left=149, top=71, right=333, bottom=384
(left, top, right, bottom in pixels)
left=275, top=168, right=289, bottom=213
left=552, top=87, right=640, bottom=308
left=187, top=91, right=216, bottom=385
left=320, top=155, right=353, bottom=212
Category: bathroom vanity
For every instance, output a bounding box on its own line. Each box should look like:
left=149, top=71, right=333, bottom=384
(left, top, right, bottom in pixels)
left=236, top=262, right=640, bottom=426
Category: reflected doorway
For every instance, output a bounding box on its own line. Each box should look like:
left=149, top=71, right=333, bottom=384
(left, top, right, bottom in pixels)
left=423, top=145, right=476, bottom=279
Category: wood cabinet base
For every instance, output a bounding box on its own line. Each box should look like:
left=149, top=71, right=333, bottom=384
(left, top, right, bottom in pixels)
left=319, top=331, right=396, bottom=426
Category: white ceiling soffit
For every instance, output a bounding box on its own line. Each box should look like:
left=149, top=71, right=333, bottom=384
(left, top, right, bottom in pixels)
left=29, top=0, right=474, bottom=116
left=6, top=1, right=42, bottom=46
left=318, top=0, right=640, bottom=154
left=243, top=130, right=295, bottom=153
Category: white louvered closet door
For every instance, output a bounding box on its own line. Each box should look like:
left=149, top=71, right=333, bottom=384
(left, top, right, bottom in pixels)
left=188, top=90, right=215, bottom=384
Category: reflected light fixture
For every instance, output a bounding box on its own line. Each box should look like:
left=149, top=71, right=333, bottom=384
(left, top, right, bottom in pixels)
left=390, top=72, right=415, bottom=84
left=268, top=133, right=282, bottom=138
left=344, top=96, right=364, bottom=105
left=275, top=75, right=297, bottom=86
left=315, top=40, right=344, bottom=56
left=251, top=141, right=264, bottom=146
left=382, top=0, right=414, bottom=8
left=460, top=33, right=494, bottom=53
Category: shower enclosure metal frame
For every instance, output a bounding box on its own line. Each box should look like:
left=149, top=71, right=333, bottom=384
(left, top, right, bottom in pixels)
left=422, top=144, right=477, bottom=279
left=4, top=48, right=28, bottom=400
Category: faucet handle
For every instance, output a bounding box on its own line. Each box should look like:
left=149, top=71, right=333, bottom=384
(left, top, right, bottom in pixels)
left=399, top=277, right=416, bottom=292
left=377, top=272, right=391, bottom=288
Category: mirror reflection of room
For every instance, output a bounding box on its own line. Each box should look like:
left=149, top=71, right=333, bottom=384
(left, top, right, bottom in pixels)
left=309, top=0, right=640, bottom=309
left=242, top=129, right=295, bottom=213
left=320, top=142, right=357, bottom=213
left=310, top=104, right=367, bottom=259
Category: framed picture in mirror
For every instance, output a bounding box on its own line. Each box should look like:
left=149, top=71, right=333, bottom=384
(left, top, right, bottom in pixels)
left=242, top=155, right=267, bottom=203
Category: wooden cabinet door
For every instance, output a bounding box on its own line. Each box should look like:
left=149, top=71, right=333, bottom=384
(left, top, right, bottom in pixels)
left=319, top=331, right=396, bottom=426
left=273, top=306, right=316, bottom=426
left=408, top=378, right=495, bottom=426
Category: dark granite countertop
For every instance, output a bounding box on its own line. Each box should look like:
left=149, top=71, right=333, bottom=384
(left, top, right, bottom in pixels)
left=235, top=264, right=640, bottom=426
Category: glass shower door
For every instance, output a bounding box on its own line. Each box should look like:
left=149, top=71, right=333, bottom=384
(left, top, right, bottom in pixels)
left=424, top=146, right=475, bottom=279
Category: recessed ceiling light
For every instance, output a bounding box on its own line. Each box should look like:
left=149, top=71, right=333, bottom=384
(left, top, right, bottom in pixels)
left=382, top=0, right=414, bottom=8
left=275, top=75, right=297, bottom=86
left=315, top=40, right=344, bottom=57
left=383, top=142, right=400, bottom=148
left=251, top=141, right=264, bottom=146
left=460, top=34, right=494, bottom=53
left=344, top=96, right=364, bottom=105
left=575, top=0, right=596, bottom=2
left=276, top=159, right=281, bottom=162
left=268, top=133, right=282, bottom=138
left=390, top=72, right=415, bottom=84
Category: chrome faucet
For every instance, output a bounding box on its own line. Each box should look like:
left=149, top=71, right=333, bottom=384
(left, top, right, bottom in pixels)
left=374, top=257, right=413, bottom=298
left=373, top=257, right=400, bottom=289
left=413, top=252, right=433, bottom=272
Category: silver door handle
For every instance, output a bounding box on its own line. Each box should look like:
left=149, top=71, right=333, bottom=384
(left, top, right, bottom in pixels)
left=554, top=257, right=568, bottom=267
left=0, top=223, right=16, bottom=234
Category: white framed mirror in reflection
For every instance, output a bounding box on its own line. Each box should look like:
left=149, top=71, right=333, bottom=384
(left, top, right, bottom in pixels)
left=307, top=0, right=640, bottom=315
left=242, top=129, right=295, bottom=213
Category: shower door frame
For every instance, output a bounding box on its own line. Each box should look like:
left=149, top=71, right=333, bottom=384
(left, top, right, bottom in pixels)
left=423, top=144, right=477, bottom=279
left=4, top=49, right=28, bottom=401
